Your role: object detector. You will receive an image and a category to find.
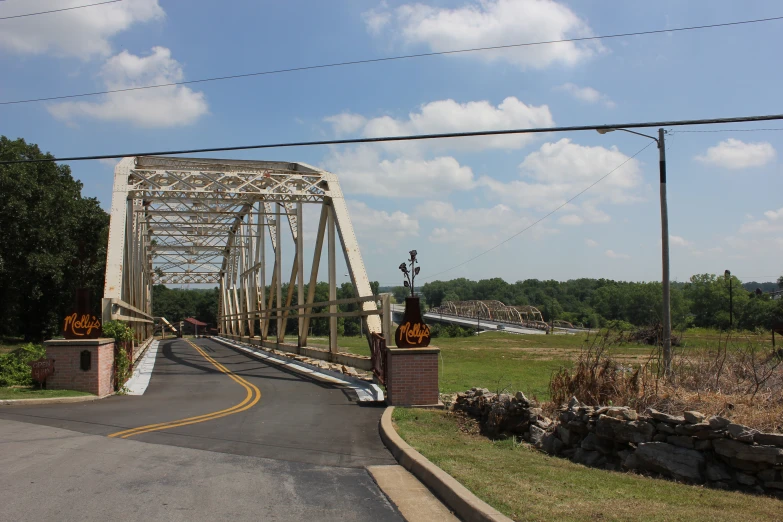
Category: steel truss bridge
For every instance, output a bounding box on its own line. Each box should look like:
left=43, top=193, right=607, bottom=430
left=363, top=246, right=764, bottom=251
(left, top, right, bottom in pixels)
left=428, top=300, right=562, bottom=332
left=102, top=156, right=392, bottom=367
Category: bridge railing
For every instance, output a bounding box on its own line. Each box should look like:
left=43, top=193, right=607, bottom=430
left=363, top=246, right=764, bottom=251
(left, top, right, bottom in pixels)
left=217, top=294, right=393, bottom=372
left=101, top=297, right=154, bottom=363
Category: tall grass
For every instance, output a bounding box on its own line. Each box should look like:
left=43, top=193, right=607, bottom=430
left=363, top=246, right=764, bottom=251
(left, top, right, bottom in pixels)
left=549, top=330, right=783, bottom=433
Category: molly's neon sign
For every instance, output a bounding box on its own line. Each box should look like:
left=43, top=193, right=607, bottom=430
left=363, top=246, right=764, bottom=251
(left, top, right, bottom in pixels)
left=63, top=313, right=102, bottom=339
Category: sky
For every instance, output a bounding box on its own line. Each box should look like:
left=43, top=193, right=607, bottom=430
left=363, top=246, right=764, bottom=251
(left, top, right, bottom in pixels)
left=1, top=0, right=782, bottom=288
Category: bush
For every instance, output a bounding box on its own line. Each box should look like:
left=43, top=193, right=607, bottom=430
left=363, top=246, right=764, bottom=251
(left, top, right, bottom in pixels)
left=603, top=319, right=635, bottom=332
left=0, top=343, right=46, bottom=387
left=103, top=320, right=134, bottom=392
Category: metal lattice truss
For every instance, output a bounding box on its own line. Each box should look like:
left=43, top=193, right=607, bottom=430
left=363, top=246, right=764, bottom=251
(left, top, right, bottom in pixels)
left=103, top=156, right=380, bottom=344
left=430, top=300, right=549, bottom=330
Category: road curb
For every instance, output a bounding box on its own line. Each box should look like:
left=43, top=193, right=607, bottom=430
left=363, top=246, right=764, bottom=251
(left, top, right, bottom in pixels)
left=0, top=393, right=110, bottom=407
left=379, top=407, right=513, bottom=522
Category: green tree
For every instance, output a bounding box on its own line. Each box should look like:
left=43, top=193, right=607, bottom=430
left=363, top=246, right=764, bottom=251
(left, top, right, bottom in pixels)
left=684, top=273, right=750, bottom=329
left=0, top=137, right=109, bottom=341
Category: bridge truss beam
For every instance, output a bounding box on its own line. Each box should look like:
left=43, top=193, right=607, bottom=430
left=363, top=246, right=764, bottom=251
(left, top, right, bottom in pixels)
left=103, top=156, right=381, bottom=351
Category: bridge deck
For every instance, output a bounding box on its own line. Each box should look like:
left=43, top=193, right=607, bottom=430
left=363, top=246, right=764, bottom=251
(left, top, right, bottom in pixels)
left=0, top=338, right=401, bottom=520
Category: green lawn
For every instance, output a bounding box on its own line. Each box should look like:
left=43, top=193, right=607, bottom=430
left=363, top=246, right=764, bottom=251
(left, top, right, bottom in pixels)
left=0, top=387, right=92, bottom=400
left=335, top=331, right=650, bottom=400
left=297, top=328, right=770, bottom=401
left=393, top=408, right=782, bottom=522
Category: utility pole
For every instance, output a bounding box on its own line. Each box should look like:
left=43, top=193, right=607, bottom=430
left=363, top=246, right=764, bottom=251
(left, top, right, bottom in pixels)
left=597, top=127, right=671, bottom=377
left=725, top=269, right=733, bottom=328
left=659, top=128, right=672, bottom=377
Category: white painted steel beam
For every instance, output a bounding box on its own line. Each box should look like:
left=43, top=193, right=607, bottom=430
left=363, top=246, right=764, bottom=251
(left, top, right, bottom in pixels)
left=104, top=156, right=383, bottom=351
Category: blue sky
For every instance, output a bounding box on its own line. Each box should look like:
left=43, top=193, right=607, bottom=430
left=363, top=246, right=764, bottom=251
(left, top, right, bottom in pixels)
left=1, top=0, right=781, bottom=287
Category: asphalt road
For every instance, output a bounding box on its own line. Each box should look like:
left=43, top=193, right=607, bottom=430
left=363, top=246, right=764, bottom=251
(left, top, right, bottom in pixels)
left=0, top=338, right=401, bottom=521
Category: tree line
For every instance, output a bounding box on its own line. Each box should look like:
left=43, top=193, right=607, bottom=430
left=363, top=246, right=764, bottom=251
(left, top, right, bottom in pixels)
left=414, top=275, right=783, bottom=331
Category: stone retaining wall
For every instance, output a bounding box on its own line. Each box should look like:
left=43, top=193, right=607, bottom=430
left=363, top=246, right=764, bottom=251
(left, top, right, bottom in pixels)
left=452, top=388, right=783, bottom=497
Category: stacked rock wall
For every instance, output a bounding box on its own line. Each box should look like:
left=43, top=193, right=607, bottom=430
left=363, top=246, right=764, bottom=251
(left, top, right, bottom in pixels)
left=452, top=388, right=783, bottom=496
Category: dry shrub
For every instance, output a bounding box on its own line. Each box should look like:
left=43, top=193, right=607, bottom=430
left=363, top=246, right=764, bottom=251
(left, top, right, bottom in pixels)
left=549, top=330, right=783, bottom=433
left=619, top=323, right=682, bottom=347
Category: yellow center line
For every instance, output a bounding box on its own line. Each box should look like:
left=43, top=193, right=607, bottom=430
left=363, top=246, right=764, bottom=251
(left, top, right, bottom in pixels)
left=108, top=339, right=261, bottom=439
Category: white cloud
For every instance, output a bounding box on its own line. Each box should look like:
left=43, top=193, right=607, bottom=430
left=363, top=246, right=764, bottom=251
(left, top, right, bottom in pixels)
left=347, top=200, right=419, bottom=241
left=669, top=235, right=691, bottom=247
left=558, top=214, right=584, bottom=225
left=605, top=249, right=630, bottom=260
left=48, top=47, right=208, bottom=128
left=362, top=2, right=392, bottom=35
left=585, top=238, right=598, bottom=247
left=323, top=145, right=475, bottom=197
left=764, top=207, right=783, bottom=221
left=695, top=139, right=776, bottom=169
left=0, top=0, right=164, bottom=59
left=416, top=201, right=553, bottom=246
left=324, top=113, right=367, bottom=136
left=366, top=0, right=602, bottom=69
left=556, top=83, right=615, bottom=108
left=480, top=138, right=643, bottom=210
left=740, top=220, right=783, bottom=235
left=416, top=201, right=515, bottom=227
left=520, top=139, right=641, bottom=188
left=326, top=96, right=554, bottom=152
left=739, top=207, right=783, bottom=235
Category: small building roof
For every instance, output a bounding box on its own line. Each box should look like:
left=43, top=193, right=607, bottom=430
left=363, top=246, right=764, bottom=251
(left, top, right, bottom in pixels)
left=184, top=317, right=208, bottom=326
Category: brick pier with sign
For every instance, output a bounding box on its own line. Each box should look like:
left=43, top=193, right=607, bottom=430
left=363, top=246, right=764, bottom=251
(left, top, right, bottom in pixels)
left=43, top=339, right=115, bottom=396
left=384, top=346, right=441, bottom=406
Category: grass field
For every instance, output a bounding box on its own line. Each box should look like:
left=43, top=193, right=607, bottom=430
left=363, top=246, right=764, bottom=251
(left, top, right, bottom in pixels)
left=330, top=328, right=775, bottom=400
left=393, top=408, right=783, bottom=521
left=0, top=387, right=91, bottom=400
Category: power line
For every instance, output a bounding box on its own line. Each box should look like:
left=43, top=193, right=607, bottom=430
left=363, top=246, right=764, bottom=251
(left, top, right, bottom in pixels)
left=420, top=142, right=655, bottom=282
left=0, top=0, right=121, bottom=21
left=672, top=128, right=783, bottom=133
left=2, top=113, right=782, bottom=165
left=2, top=14, right=782, bottom=106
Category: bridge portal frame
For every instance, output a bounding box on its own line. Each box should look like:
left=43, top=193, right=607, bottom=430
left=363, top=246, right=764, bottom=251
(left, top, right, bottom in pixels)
left=102, top=156, right=382, bottom=359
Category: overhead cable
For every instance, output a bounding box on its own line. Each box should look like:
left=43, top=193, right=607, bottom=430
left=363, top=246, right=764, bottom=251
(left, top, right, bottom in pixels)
left=0, top=0, right=121, bottom=21
left=2, top=14, right=782, bottom=105
left=2, top=113, right=782, bottom=165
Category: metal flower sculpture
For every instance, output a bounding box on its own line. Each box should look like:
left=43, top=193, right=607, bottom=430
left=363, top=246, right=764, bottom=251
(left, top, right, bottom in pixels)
left=399, top=249, right=421, bottom=297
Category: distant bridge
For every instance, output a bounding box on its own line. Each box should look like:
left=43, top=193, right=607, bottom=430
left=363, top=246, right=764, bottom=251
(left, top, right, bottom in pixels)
left=391, top=300, right=592, bottom=336
left=390, top=303, right=547, bottom=335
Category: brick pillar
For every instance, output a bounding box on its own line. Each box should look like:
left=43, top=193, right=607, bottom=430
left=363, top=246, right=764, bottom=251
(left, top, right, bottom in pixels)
left=385, top=347, right=440, bottom=407
left=43, top=338, right=115, bottom=396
